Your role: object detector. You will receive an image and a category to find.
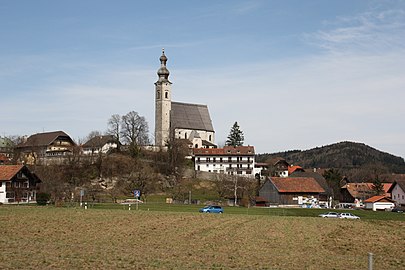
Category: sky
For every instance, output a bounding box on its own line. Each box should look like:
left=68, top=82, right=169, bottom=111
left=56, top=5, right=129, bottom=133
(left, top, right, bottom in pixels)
left=1, top=0, right=405, bottom=158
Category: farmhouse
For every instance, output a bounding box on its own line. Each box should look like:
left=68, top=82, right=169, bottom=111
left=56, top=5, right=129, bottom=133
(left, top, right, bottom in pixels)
left=82, top=135, right=119, bottom=155
left=258, top=177, right=325, bottom=207
left=0, top=165, right=41, bottom=204
left=364, top=196, right=395, bottom=211
left=340, top=182, right=392, bottom=203
left=16, top=131, right=76, bottom=164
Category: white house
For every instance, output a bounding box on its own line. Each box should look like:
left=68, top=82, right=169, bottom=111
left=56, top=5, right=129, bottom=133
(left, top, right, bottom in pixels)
left=82, top=135, right=119, bottom=155
left=388, top=180, right=405, bottom=206
left=193, top=146, right=260, bottom=178
left=0, top=165, right=41, bottom=204
left=364, top=196, right=395, bottom=211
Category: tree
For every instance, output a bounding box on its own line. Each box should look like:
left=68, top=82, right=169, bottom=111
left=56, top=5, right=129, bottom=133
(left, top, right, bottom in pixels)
left=120, top=111, right=149, bottom=156
left=107, top=114, right=121, bottom=150
left=323, top=168, right=342, bottom=202
left=85, top=130, right=102, bottom=142
left=372, top=175, right=385, bottom=196
left=225, top=122, right=244, bottom=147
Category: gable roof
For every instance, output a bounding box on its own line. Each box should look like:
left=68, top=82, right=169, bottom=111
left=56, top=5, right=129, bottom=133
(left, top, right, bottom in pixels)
left=290, top=171, right=330, bottom=193
left=18, top=131, right=75, bottom=148
left=193, top=146, right=255, bottom=156
left=0, top=165, right=24, bottom=181
left=83, top=135, right=117, bottom=148
left=269, top=177, right=325, bottom=193
left=171, top=102, right=214, bottom=132
left=364, top=196, right=395, bottom=203
left=387, top=179, right=405, bottom=193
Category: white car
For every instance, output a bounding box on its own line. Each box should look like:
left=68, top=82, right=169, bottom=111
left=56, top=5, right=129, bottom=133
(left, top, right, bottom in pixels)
left=318, top=212, right=339, bottom=218
left=338, top=212, right=360, bottom=219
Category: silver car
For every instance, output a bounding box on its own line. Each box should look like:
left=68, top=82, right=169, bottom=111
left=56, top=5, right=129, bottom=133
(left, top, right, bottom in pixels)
left=338, top=212, right=360, bottom=219
left=319, top=212, right=339, bottom=218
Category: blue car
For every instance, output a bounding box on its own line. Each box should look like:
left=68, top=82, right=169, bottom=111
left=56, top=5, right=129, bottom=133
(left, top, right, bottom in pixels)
left=199, top=205, right=224, bottom=213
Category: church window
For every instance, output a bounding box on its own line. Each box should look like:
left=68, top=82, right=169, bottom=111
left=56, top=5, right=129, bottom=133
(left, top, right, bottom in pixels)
left=185, top=132, right=187, bottom=139
left=157, top=91, right=160, bottom=99
left=195, top=144, right=198, bottom=148
left=165, top=92, right=168, bottom=99
left=209, top=135, right=212, bottom=141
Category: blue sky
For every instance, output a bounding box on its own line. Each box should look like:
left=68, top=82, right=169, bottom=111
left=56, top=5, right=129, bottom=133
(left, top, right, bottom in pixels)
left=1, top=0, right=405, bottom=158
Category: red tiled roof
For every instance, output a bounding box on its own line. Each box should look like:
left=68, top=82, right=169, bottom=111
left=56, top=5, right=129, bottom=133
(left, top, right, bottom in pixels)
left=270, top=177, right=325, bottom=193
left=193, top=146, right=255, bottom=156
left=0, top=154, right=9, bottom=161
left=0, top=165, right=24, bottom=181
left=288, top=165, right=304, bottom=175
left=364, top=196, right=395, bottom=203
left=342, top=183, right=392, bottom=198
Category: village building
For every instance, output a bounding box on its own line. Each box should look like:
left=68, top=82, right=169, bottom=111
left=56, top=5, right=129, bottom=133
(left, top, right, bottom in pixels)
left=258, top=177, right=325, bottom=207
left=0, top=137, right=14, bottom=158
left=0, top=165, right=41, bottom=204
left=154, top=49, right=215, bottom=149
left=364, top=195, right=395, bottom=211
left=16, top=131, right=76, bottom=165
left=388, top=179, right=405, bottom=206
left=193, top=146, right=258, bottom=178
left=340, top=182, right=392, bottom=204
left=82, top=135, right=119, bottom=155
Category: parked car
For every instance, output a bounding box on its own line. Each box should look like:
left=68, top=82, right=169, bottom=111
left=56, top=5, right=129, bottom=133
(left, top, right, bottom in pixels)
left=199, top=205, right=224, bottom=214
left=318, top=212, right=339, bottom=218
left=391, top=207, right=404, bottom=213
left=338, top=212, right=360, bottom=219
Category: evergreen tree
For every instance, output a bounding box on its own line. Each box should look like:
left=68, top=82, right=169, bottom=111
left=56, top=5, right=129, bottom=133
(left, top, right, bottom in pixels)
left=372, top=175, right=385, bottom=196
left=226, top=122, right=244, bottom=147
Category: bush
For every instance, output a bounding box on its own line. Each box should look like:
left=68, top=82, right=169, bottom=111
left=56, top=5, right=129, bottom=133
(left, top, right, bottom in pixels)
left=36, top=193, right=51, bottom=206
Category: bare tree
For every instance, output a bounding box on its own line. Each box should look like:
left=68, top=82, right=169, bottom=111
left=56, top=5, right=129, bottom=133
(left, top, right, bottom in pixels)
left=107, top=114, right=121, bottom=150
left=85, top=130, right=102, bottom=142
left=121, top=111, right=149, bottom=156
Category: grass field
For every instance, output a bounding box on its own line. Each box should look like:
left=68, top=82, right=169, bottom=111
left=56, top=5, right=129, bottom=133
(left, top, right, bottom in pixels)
left=1, top=205, right=404, bottom=269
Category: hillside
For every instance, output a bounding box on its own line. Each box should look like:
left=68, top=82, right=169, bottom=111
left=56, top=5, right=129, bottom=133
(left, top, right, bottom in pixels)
left=257, top=141, right=405, bottom=174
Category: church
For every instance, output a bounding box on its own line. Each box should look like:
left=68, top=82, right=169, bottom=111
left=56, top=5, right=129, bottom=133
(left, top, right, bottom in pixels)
left=154, top=49, right=216, bottom=149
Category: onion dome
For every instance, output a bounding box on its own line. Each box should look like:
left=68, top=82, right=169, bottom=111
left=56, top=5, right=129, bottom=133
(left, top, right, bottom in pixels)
left=157, top=48, right=170, bottom=81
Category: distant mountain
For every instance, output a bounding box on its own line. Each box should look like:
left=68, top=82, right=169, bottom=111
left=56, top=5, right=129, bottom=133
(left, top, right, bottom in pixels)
left=257, top=141, right=405, bottom=174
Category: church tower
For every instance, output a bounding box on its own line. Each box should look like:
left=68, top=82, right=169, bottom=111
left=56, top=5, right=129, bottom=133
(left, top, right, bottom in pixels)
left=155, top=49, right=172, bottom=147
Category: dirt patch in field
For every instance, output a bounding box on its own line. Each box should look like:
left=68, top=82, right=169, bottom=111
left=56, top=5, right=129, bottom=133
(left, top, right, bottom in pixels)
left=0, top=206, right=404, bottom=269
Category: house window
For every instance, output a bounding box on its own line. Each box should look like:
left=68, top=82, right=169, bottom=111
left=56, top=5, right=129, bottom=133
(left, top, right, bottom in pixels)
left=237, top=171, right=242, bottom=175
left=6, top=192, right=14, bottom=198
left=0, top=182, right=2, bottom=187
left=195, top=144, right=198, bottom=148
left=213, top=157, right=216, bottom=162
left=197, top=157, right=200, bottom=162
left=220, top=158, right=223, bottom=162
left=197, top=165, right=200, bottom=171
left=228, top=157, right=231, bottom=162
left=207, top=158, right=210, bottom=162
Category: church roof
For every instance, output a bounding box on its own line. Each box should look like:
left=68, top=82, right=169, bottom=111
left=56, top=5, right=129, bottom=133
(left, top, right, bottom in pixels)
left=171, top=102, right=215, bottom=132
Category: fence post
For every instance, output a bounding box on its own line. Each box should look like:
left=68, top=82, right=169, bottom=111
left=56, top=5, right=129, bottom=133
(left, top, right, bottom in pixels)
left=368, top=252, right=373, bottom=270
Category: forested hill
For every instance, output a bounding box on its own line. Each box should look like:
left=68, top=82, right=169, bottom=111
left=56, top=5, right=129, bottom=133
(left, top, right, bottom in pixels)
left=256, top=141, right=405, bottom=174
